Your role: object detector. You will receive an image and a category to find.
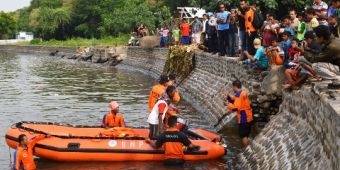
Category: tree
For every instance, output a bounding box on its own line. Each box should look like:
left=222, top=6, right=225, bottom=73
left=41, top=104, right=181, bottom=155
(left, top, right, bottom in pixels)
left=71, top=0, right=108, bottom=38
left=30, top=0, right=63, bottom=9
left=101, top=0, right=157, bottom=35
left=0, top=12, right=17, bottom=39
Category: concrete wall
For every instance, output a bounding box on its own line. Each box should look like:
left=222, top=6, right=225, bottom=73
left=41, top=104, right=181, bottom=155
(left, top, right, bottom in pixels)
left=121, top=46, right=168, bottom=79
left=179, top=52, right=261, bottom=129
left=238, top=83, right=339, bottom=169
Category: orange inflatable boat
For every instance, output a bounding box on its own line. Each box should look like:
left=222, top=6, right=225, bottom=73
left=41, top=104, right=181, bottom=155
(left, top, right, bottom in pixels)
left=6, top=121, right=226, bottom=162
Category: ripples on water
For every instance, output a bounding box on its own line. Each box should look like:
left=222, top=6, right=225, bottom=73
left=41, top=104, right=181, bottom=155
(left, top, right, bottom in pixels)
left=0, top=53, right=241, bottom=169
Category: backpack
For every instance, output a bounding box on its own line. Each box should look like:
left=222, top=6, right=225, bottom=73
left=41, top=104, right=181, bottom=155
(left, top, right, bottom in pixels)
left=252, top=11, right=264, bottom=29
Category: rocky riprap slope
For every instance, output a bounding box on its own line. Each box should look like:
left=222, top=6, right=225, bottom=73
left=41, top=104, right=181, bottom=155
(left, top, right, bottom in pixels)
left=238, top=81, right=339, bottom=170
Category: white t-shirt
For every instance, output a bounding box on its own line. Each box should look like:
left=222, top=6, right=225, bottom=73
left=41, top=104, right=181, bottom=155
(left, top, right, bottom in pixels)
left=312, top=1, right=328, bottom=15
left=147, top=100, right=168, bottom=125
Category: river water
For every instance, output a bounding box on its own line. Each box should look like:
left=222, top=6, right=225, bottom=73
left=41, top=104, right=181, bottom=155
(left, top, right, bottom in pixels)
left=0, top=53, right=241, bottom=170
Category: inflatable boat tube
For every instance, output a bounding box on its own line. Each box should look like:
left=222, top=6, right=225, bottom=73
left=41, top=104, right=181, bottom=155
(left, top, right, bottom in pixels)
left=6, top=122, right=226, bottom=162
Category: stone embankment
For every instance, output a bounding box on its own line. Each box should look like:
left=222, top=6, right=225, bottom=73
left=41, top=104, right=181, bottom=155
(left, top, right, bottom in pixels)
left=0, top=45, right=338, bottom=170
left=238, top=81, right=339, bottom=169
left=0, top=45, right=126, bottom=66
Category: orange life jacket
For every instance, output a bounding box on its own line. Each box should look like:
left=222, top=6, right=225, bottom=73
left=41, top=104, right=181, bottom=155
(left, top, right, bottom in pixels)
left=103, top=113, right=125, bottom=127
left=227, top=90, right=253, bottom=124
left=16, top=135, right=45, bottom=170
left=148, top=84, right=166, bottom=112
left=157, top=128, right=191, bottom=160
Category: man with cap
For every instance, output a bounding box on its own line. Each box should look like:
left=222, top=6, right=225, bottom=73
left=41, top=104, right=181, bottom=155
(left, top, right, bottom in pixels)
left=242, top=38, right=269, bottom=71
left=102, top=101, right=125, bottom=128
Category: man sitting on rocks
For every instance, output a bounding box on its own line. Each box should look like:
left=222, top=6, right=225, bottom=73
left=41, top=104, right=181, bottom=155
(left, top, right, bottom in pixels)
left=242, top=38, right=269, bottom=71
left=304, top=25, right=340, bottom=67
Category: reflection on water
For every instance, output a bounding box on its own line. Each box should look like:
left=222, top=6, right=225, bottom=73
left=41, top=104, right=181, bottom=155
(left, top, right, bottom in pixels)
left=0, top=53, right=241, bottom=169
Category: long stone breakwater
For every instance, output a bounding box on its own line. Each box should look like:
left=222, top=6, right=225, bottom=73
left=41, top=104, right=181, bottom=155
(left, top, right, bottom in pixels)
left=0, top=45, right=339, bottom=170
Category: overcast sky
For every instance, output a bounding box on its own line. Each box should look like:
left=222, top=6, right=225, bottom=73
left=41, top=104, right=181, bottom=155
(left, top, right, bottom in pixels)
left=0, top=0, right=31, bottom=12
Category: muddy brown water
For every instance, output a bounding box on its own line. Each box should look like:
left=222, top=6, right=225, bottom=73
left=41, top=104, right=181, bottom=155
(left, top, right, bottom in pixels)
left=0, top=53, right=242, bottom=170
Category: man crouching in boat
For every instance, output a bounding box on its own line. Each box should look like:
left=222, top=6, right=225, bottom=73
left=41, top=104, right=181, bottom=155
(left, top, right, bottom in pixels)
left=146, top=116, right=199, bottom=166
left=15, top=134, right=49, bottom=170
left=102, top=101, right=125, bottom=128
left=226, top=80, right=253, bottom=147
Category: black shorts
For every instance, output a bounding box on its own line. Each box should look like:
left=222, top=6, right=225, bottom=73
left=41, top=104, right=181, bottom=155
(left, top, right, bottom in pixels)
left=163, top=159, right=185, bottom=166
left=149, top=124, right=159, bottom=140
left=238, top=122, right=253, bottom=138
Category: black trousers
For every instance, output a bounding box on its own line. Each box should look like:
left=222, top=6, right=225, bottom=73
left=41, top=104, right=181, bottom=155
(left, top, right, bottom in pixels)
left=217, top=29, right=229, bottom=56
left=207, top=33, right=218, bottom=53
left=149, top=124, right=159, bottom=139
left=245, top=31, right=257, bottom=55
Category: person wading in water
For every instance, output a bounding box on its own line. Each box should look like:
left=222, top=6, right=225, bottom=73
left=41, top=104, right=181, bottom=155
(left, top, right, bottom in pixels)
left=226, top=80, right=254, bottom=147
left=15, top=134, right=48, bottom=170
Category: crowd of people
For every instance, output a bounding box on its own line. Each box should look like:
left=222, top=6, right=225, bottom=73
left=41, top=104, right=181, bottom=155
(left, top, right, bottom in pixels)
left=156, top=0, right=339, bottom=89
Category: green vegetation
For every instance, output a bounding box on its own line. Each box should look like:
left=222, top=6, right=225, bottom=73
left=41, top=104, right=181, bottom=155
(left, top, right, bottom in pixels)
left=163, top=45, right=194, bottom=81
left=0, top=12, right=17, bottom=39
left=0, top=0, right=318, bottom=44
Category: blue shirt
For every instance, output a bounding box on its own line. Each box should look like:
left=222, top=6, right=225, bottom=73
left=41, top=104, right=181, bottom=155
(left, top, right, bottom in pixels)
left=284, top=27, right=295, bottom=37
left=254, top=46, right=269, bottom=69
left=281, top=39, right=292, bottom=64
left=327, top=7, right=337, bottom=17
left=216, top=11, right=229, bottom=30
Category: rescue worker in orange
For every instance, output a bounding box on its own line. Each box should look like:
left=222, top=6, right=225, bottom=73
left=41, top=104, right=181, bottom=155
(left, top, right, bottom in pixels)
left=163, top=85, right=181, bottom=128
left=226, top=80, right=253, bottom=147
left=15, top=134, right=48, bottom=170
left=102, top=101, right=125, bottom=128
left=146, top=116, right=199, bottom=166
left=148, top=75, right=170, bottom=112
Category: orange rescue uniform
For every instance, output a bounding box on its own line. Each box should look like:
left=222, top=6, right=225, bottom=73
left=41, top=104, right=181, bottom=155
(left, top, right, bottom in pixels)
left=15, top=134, right=46, bottom=170
left=245, top=8, right=256, bottom=33
left=103, top=113, right=125, bottom=127
left=227, top=90, right=253, bottom=124
left=148, top=84, right=167, bottom=111
left=155, top=128, right=191, bottom=160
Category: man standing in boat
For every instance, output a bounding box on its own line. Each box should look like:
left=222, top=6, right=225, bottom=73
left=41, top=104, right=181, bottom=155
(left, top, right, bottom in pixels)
left=102, top=101, right=125, bottom=128
left=147, top=93, right=170, bottom=139
left=148, top=75, right=171, bottom=112
left=226, top=80, right=253, bottom=147
left=146, top=116, right=199, bottom=166
left=148, top=85, right=182, bottom=139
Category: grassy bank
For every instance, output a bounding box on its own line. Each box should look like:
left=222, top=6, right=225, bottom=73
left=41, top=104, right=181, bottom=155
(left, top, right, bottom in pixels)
left=17, top=34, right=130, bottom=47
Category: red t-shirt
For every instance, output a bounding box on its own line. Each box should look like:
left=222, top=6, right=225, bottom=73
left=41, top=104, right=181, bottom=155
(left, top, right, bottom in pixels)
left=180, top=23, right=190, bottom=36
left=158, top=103, right=167, bottom=116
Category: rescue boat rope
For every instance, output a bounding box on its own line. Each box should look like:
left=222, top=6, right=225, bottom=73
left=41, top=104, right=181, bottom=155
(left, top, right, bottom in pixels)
left=14, top=121, right=146, bottom=140
left=8, top=147, right=12, bottom=167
